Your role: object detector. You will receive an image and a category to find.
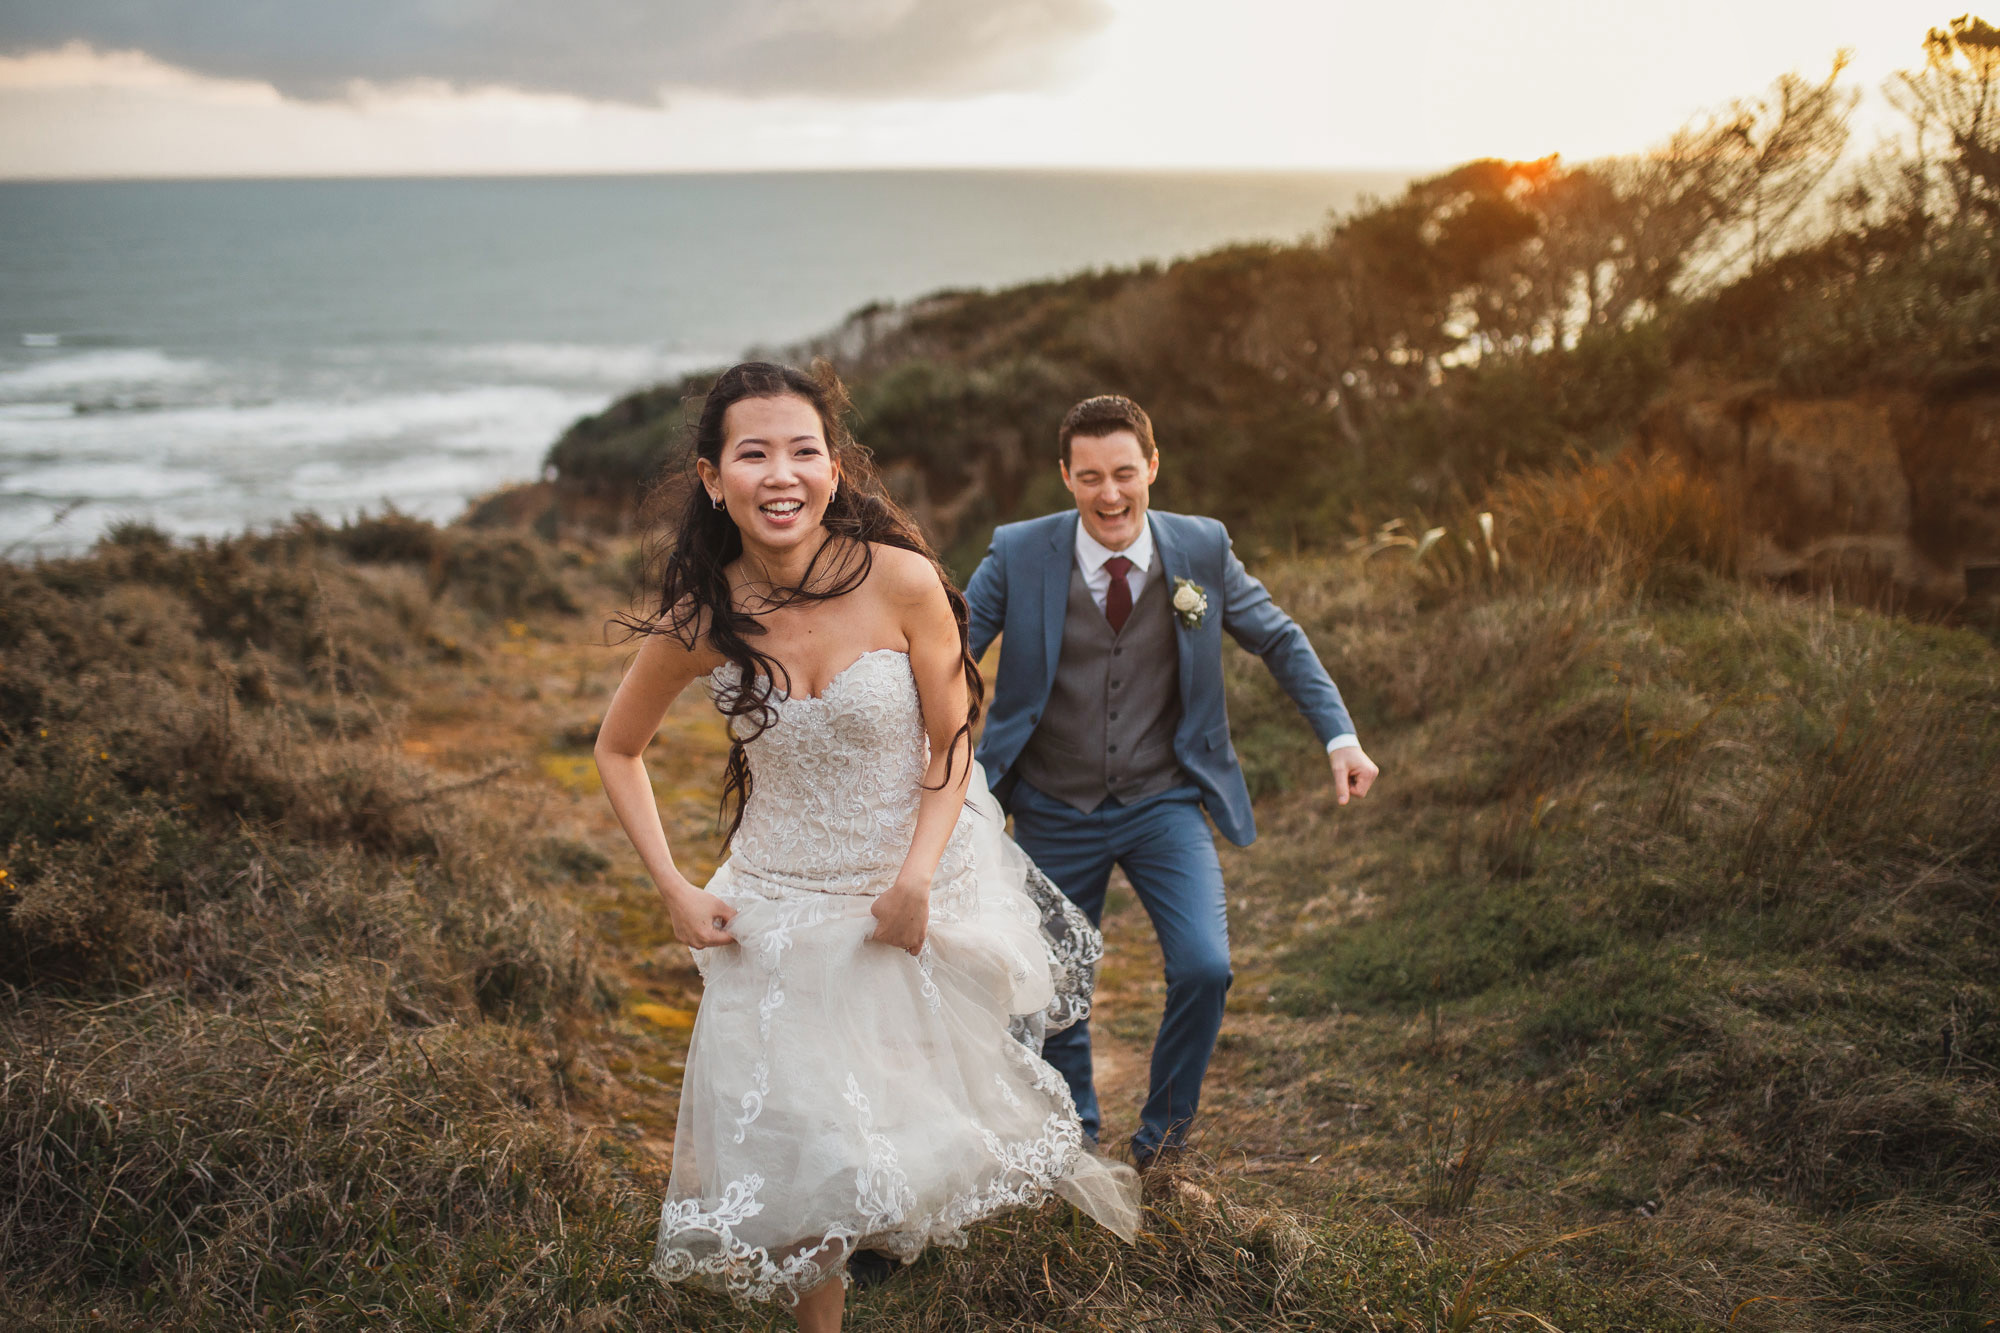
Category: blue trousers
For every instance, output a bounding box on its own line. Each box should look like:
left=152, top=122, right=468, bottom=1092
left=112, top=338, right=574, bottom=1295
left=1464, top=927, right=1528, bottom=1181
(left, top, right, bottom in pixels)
left=1007, top=780, right=1232, bottom=1163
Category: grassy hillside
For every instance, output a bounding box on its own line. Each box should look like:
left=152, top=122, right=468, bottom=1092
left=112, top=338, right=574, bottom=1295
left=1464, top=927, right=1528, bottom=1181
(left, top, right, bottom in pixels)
left=1217, top=461, right=1998, bottom=1329
left=4, top=455, right=1993, bottom=1330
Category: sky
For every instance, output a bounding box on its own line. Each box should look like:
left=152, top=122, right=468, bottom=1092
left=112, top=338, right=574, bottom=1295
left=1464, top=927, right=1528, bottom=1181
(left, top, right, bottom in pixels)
left=0, top=0, right=1954, bottom=179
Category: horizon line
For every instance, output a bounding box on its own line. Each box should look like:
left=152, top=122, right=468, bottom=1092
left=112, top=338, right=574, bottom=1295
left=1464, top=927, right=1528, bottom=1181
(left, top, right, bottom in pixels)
left=0, top=161, right=1441, bottom=187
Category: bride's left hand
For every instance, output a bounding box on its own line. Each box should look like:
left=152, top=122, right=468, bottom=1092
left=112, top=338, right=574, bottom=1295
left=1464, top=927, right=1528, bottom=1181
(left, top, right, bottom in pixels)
left=870, top=879, right=930, bottom=956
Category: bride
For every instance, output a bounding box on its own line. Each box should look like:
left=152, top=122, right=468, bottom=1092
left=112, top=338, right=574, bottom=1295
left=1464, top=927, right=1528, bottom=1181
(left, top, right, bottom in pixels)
left=592, top=360, right=1139, bottom=1330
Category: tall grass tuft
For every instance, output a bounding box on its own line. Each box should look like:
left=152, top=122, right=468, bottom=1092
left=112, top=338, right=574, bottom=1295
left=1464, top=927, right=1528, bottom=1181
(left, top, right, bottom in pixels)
left=1422, top=1097, right=1520, bottom=1218
left=1362, top=450, right=1739, bottom=612
left=1486, top=450, right=1741, bottom=596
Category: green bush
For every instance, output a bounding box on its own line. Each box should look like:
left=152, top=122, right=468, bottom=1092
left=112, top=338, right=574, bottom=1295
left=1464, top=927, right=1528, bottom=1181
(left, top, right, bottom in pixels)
left=545, top=375, right=703, bottom=496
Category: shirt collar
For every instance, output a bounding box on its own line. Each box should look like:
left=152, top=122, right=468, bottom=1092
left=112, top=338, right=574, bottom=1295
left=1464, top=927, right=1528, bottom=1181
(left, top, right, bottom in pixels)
left=1074, top=514, right=1154, bottom=575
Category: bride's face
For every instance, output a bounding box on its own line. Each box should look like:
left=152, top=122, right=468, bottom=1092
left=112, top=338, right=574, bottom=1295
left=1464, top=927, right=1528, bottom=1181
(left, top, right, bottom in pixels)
left=699, top=393, right=840, bottom=554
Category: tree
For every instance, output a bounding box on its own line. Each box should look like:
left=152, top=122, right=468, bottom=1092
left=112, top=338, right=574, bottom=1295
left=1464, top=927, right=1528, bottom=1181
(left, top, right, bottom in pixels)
left=1588, top=56, right=1856, bottom=305
left=1888, top=14, right=2000, bottom=222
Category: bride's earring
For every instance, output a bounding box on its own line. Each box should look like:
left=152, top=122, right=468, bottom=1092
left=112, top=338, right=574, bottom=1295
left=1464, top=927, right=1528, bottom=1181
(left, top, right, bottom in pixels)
left=711, top=493, right=724, bottom=511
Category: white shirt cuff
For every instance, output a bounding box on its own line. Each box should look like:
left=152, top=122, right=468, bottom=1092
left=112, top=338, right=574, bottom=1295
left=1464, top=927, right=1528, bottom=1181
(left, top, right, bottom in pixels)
left=1324, top=733, right=1359, bottom=755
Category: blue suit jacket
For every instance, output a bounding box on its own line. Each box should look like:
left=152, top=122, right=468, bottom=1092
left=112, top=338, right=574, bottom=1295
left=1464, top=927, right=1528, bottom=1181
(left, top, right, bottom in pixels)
left=964, top=509, right=1355, bottom=847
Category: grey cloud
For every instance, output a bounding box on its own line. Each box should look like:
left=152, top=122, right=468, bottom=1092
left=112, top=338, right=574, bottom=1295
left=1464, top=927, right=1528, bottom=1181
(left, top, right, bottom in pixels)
left=0, top=0, right=1113, bottom=102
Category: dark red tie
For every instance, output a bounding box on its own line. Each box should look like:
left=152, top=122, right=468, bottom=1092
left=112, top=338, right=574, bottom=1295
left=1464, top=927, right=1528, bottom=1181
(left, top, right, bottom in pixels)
left=1103, top=555, right=1134, bottom=634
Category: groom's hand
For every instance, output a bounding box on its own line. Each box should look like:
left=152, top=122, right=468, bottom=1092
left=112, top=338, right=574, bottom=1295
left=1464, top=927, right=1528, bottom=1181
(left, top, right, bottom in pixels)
left=1330, top=745, right=1379, bottom=806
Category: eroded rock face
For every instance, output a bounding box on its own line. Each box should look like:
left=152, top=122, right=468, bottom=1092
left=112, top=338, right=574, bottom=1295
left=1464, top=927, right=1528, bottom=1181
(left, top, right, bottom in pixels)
left=1900, top=395, right=2000, bottom=577
left=1641, top=381, right=2000, bottom=610
left=1748, top=399, right=1910, bottom=548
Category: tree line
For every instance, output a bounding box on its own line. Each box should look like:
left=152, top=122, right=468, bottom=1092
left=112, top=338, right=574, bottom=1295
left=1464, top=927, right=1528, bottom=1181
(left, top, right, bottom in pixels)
left=546, top=16, right=1999, bottom=567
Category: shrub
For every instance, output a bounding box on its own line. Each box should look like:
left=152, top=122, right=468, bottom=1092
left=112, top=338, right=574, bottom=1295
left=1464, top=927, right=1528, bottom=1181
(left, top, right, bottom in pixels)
left=1486, top=449, right=1741, bottom=596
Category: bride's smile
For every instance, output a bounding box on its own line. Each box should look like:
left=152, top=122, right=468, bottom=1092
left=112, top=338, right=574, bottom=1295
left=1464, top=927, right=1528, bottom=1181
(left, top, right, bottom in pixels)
left=697, top=392, right=841, bottom=574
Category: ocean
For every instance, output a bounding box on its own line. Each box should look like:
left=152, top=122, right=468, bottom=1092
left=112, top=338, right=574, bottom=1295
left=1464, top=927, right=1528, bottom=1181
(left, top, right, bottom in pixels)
left=0, top=169, right=1405, bottom=556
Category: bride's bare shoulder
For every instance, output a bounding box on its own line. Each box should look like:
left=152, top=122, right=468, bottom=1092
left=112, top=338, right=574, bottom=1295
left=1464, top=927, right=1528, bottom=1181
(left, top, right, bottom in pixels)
left=862, top=544, right=959, bottom=654
left=864, top=542, right=946, bottom=604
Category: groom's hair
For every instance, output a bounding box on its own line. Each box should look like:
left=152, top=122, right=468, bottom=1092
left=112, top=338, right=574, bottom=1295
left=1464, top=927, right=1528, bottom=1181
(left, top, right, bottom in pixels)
left=1059, top=395, right=1155, bottom=466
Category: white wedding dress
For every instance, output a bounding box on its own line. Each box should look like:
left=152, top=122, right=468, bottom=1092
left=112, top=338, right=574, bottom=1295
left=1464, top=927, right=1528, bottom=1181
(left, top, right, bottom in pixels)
left=651, top=648, right=1140, bottom=1306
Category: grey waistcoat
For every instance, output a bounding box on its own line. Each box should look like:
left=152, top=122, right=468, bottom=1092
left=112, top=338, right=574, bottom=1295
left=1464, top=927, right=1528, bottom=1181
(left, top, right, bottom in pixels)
left=1014, top=559, right=1184, bottom=813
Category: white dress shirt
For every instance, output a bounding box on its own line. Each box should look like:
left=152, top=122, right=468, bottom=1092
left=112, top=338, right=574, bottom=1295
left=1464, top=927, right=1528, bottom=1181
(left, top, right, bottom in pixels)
left=1074, top=517, right=1156, bottom=613
left=1073, top=517, right=1358, bottom=756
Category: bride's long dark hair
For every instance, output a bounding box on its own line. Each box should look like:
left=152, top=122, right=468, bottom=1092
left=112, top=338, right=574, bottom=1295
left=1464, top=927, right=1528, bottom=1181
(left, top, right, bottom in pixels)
left=617, top=359, right=984, bottom=844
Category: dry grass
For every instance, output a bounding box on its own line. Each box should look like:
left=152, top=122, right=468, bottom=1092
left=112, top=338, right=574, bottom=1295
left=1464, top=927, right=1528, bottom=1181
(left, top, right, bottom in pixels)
left=1231, top=487, right=1998, bottom=1329
left=1420, top=1096, right=1521, bottom=1219
left=845, top=1160, right=1676, bottom=1332
left=1485, top=451, right=1742, bottom=595
left=1, top=984, right=617, bottom=1326
left=0, top=521, right=671, bottom=1330
left=1341, top=450, right=1740, bottom=609
left=4, top=492, right=1995, bottom=1330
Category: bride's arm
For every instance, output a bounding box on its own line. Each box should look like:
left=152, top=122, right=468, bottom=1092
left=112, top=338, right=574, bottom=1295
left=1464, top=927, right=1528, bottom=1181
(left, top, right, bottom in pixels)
left=594, top=631, right=738, bottom=949
left=871, top=549, right=975, bottom=955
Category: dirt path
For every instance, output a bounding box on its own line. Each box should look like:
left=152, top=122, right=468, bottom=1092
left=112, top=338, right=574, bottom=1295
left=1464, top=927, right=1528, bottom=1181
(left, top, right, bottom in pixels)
left=399, top=619, right=1161, bottom=1167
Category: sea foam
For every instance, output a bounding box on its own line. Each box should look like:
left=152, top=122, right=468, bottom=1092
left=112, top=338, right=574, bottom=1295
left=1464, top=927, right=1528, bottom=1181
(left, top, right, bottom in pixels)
left=0, top=349, right=213, bottom=398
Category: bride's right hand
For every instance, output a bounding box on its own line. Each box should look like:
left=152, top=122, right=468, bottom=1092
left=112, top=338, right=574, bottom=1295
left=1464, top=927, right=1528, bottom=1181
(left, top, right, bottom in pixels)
left=662, top=884, right=738, bottom=949
left=869, top=880, right=929, bottom=957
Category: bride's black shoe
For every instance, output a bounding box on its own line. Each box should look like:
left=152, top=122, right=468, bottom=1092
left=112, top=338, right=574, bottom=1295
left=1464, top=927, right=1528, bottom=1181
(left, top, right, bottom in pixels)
left=847, top=1248, right=901, bottom=1289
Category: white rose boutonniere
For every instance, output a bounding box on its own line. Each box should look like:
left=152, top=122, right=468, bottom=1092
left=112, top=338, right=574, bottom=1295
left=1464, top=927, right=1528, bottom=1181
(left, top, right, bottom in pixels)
left=1171, top=576, right=1208, bottom=629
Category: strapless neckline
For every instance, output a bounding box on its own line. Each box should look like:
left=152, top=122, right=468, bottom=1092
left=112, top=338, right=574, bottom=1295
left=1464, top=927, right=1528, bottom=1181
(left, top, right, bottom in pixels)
left=710, top=645, right=909, bottom=705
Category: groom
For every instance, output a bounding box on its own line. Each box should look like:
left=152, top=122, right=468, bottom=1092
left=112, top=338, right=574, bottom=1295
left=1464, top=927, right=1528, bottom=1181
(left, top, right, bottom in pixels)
left=964, top=394, right=1378, bottom=1169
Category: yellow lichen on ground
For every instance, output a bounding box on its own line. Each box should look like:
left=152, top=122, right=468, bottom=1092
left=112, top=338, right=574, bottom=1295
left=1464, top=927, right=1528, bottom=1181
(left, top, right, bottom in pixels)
left=631, top=1003, right=696, bottom=1030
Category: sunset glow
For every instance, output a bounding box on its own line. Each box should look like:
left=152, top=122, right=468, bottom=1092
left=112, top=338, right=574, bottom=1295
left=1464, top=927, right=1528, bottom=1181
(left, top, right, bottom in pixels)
left=0, top=0, right=1945, bottom=178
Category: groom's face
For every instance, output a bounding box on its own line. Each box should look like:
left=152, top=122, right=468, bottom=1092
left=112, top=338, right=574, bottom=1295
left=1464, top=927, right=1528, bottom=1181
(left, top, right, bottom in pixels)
left=1061, top=430, right=1158, bottom=552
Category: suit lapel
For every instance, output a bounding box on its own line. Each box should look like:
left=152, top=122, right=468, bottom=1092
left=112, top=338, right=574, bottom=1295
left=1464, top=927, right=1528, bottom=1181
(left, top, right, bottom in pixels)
left=1041, top=511, right=1078, bottom=690
left=1149, top=513, right=1197, bottom=708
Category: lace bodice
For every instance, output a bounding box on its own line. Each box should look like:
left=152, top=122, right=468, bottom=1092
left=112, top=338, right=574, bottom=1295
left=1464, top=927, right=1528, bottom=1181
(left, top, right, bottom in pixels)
left=704, top=648, right=1096, bottom=1033
left=710, top=648, right=980, bottom=907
